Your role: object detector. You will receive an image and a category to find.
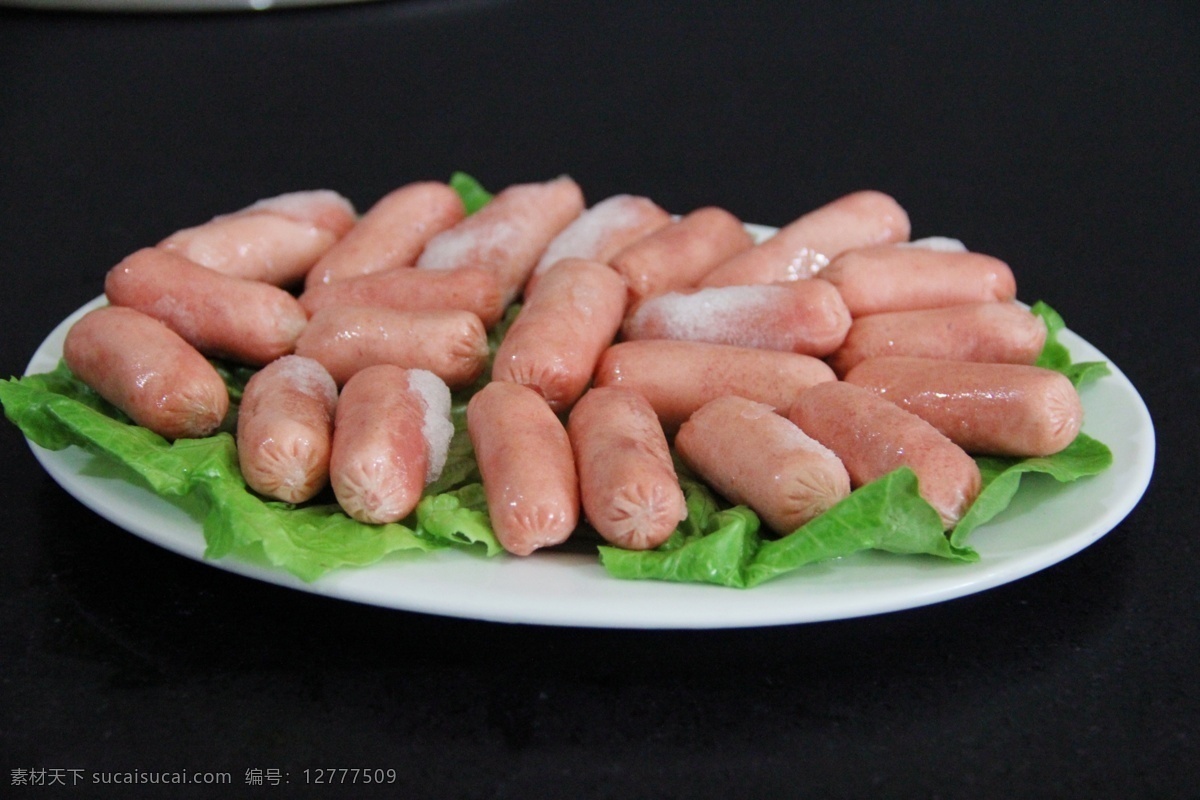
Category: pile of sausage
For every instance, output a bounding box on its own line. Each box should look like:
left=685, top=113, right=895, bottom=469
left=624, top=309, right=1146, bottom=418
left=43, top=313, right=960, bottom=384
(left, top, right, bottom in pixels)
left=60, top=177, right=1084, bottom=559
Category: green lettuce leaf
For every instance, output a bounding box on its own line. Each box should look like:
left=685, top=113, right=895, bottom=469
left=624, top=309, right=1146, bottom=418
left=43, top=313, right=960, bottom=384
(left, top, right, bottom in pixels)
left=1031, top=301, right=1110, bottom=387
left=449, top=171, right=494, bottom=215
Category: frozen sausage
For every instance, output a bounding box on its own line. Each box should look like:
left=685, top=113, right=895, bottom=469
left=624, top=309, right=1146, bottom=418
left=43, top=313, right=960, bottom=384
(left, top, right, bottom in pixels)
left=828, top=301, right=1047, bottom=377
left=620, top=278, right=851, bottom=358
left=609, top=206, right=755, bottom=302
left=416, top=176, right=585, bottom=305
left=788, top=381, right=981, bottom=529
left=592, top=339, right=837, bottom=434
left=699, top=190, right=910, bottom=287
left=466, top=381, right=579, bottom=556
left=295, top=305, right=489, bottom=389
left=567, top=386, right=686, bottom=550
left=237, top=355, right=338, bottom=503
left=843, top=356, right=1083, bottom=457
left=304, top=181, right=465, bottom=289
left=492, top=258, right=627, bottom=411
left=62, top=305, right=229, bottom=440
left=818, top=245, right=1016, bottom=316
left=329, top=365, right=453, bottom=524
left=104, top=247, right=308, bottom=366
left=676, top=395, right=851, bottom=535
left=158, top=189, right=356, bottom=286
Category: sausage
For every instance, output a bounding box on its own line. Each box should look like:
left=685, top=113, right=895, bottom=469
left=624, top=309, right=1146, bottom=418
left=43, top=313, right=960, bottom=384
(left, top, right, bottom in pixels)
left=298, top=264, right=506, bottom=328
left=609, top=206, right=755, bottom=302
left=818, top=245, right=1016, bottom=316
left=104, top=247, right=308, bottom=366
left=620, top=278, right=851, bottom=358
left=827, top=301, right=1048, bottom=377
left=698, top=190, right=910, bottom=287
left=592, top=339, right=837, bottom=434
left=158, top=189, right=356, bottom=286
left=62, top=305, right=229, bottom=439
left=294, top=305, right=489, bottom=389
left=524, top=193, right=671, bottom=296
left=466, top=381, right=579, bottom=556
left=675, top=395, right=850, bottom=535
left=236, top=355, right=338, bottom=503
left=787, top=381, right=981, bottom=529
left=491, top=258, right=627, bottom=411
left=566, top=386, right=686, bottom=550
left=843, top=356, right=1084, bottom=457
left=416, top=176, right=585, bottom=305
left=329, top=365, right=453, bottom=524
left=303, top=181, right=465, bottom=289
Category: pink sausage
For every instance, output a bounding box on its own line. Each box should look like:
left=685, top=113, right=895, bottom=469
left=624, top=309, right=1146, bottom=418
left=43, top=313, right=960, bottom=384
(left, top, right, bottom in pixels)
left=818, top=245, right=1016, bottom=316
left=699, top=190, right=911, bottom=287
left=62, top=305, right=229, bottom=439
left=491, top=258, right=627, bottom=411
left=620, top=278, right=851, bottom=358
left=466, top=381, right=580, bottom=556
left=236, top=355, right=338, bottom=503
left=104, top=247, right=308, bottom=366
left=828, top=301, right=1048, bottom=377
left=416, top=176, right=585, bottom=305
left=303, top=181, right=466, bottom=289
left=294, top=305, right=489, bottom=389
left=329, top=365, right=451, bottom=524
left=788, top=381, right=982, bottom=529
left=158, top=189, right=356, bottom=286
left=843, top=356, right=1084, bottom=457
left=566, top=386, right=686, bottom=550
left=675, top=395, right=850, bottom=535
left=524, top=193, right=672, bottom=296
left=609, top=206, right=755, bottom=302
left=298, top=265, right=506, bottom=328
left=592, top=339, right=837, bottom=434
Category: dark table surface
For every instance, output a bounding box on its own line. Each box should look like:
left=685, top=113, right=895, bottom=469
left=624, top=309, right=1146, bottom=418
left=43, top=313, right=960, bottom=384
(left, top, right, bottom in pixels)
left=2, top=2, right=1197, bottom=798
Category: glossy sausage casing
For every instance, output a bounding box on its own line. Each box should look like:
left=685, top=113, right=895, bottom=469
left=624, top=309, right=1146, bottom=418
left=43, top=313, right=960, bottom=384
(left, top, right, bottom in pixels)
left=843, top=356, right=1083, bottom=456
left=788, top=381, right=982, bottom=529
left=237, top=355, right=338, bottom=503
left=492, top=258, right=627, bottom=411
left=466, top=381, right=580, bottom=556
left=567, top=386, right=686, bottom=550
left=676, top=395, right=850, bottom=535
left=105, top=247, right=308, bottom=366
left=62, top=305, right=229, bottom=439
left=593, top=339, right=837, bottom=434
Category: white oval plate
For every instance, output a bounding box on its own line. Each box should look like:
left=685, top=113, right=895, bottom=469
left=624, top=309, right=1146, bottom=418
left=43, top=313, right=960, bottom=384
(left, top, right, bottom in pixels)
left=23, top=282, right=1154, bottom=629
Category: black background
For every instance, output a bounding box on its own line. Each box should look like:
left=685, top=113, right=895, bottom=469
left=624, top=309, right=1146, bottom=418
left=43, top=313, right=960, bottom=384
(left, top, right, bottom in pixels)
left=1, top=2, right=1197, bottom=798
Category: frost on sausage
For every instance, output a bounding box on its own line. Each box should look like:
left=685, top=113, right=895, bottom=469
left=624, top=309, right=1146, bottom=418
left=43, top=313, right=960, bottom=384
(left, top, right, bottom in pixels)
left=104, top=247, right=308, bottom=366
left=304, top=181, right=466, bottom=289
left=329, top=365, right=453, bottom=524
left=158, top=189, right=356, bottom=286
left=294, top=305, right=489, bottom=389
left=492, top=258, right=627, bottom=412
left=466, top=381, right=579, bottom=556
left=567, top=386, right=686, bottom=550
left=817, top=245, right=1016, bottom=316
left=699, top=190, right=911, bottom=287
left=609, top=206, right=755, bottom=303
left=788, top=381, right=981, bottom=529
left=298, top=264, right=506, bottom=328
left=62, top=305, right=229, bottom=440
left=416, top=176, right=585, bottom=305
left=676, top=396, right=850, bottom=535
left=843, top=356, right=1084, bottom=457
left=237, top=355, right=338, bottom=503
left=827, top=301, right=1048, bottom=377
left=524, top=193, right=671, bottom=296
left=620, top=279, right=851, bottom=358
left=592, top=339, right=837, bottom=434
